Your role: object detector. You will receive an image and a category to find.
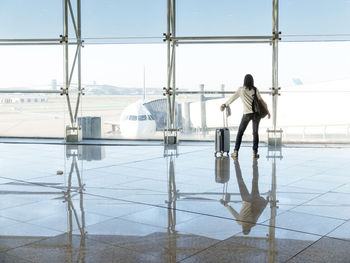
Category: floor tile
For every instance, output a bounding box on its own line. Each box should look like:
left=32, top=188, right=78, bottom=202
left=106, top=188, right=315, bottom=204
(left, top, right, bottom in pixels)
left=80, top=196, right=154, bottom=218
left=28, top=210, right=112, bottom=233
left=175, top=214, right=243, bottom=240
left=0, top=252, right=33, bottom=263
left=273, top=210, right=345, bottom=236
left=287, top=237, right=350, bottom=263
left=274, top=187, right=320, bottom=211
left=0, top=222, right=62, bottom=237
left=287, top=178, right=345, bottom=192
left=0, top=216, right=20, bottom=228
left=6, top=233, right=159, bottom=263
left=226, top=224, right=320, bottom=258
left=90, top=231, right=220, bottom=262
left=121, top=206, right=200, bottom=228
left=179, top=241, right=291, bottom=263
left=1, top=141, right=350, bottom=262
left=291, top=192, right=350, bottom=220
left=334, top=183, right=350, bottom=194
left=327, top=221, right=350, bottom=241
left=0, top=195, right=43, bottom=211
left=113, top=190, right=169, bottom=206
left=0, top=236, right=45, bottom=253
left=81, top=217, right=167, bottom=236
left=0, top=199, right=67, bottom=222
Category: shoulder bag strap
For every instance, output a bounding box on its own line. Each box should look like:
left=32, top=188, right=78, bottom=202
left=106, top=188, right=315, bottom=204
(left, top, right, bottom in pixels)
left=252, top=87, right=257, bottom=113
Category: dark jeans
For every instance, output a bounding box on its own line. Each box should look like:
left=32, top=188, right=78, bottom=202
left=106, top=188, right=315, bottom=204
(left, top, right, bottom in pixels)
left=234, top=113, right=261, bottom=152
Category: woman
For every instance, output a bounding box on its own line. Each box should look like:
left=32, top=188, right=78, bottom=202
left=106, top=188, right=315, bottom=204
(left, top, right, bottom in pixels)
left=220, top=74, right=270, bottom=159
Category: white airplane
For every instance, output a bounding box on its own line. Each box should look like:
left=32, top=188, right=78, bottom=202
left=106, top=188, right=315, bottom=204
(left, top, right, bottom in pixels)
left=105, top=68, right=159, bottom=138
left=119, top=100, right=157, bottom=138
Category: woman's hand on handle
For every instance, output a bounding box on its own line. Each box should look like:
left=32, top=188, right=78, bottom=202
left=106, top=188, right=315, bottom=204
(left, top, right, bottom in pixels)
left=220, top=104, right=226, bottom=112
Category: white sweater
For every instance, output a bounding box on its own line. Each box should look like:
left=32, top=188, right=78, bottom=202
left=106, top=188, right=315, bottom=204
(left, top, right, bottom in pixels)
left=224, top=86, right=262, bottom=114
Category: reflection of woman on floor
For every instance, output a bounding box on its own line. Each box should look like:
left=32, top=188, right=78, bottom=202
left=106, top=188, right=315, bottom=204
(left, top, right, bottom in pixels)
left=220, top=159, right=268, bottom=235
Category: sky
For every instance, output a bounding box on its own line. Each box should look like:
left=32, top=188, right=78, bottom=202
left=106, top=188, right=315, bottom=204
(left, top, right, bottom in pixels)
left=0, top=0, right=350, bottom=90
left=1, top=42, right=350, bottom=91
left=1, top=0, right=350, bottom=39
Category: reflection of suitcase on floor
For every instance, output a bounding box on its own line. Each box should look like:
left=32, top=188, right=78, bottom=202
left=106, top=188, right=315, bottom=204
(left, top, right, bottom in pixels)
left=215, top=156, right=230, bottom=183
left=215, top=109, right=230, bottom=157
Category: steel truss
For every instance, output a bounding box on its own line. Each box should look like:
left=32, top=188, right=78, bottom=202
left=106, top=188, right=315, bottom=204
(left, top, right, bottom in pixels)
left=164, top=0, right=281, bottom=144
left=62, top=0, right=83, bottom=141
left=0, top=0, right=83, bottom=142
left=272, top=0, right=281, bottom=133
left=163, top=0, right=177, bottom=143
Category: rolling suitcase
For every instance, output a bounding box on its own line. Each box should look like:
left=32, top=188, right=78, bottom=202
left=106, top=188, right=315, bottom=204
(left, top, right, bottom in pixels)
left=215, top=108, right=230, bottom=157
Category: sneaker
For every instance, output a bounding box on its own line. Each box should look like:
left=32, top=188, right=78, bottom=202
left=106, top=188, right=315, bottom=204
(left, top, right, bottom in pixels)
left=253, top=152, right=260, bottom=159
left=231, top=151, right=238, bottom=159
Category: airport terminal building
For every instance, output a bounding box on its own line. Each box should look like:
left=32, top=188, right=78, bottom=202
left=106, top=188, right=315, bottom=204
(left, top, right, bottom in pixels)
left=0, top=1, right=350, bottom=262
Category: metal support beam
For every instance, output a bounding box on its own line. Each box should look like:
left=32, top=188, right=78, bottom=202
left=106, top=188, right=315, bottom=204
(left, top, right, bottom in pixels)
left=74, top=0, right=82, bottom=123
left=267, top=9, right=281, bottom=260
left=63, top=0, right=84, bottom=142
left=68, top=0, right=79, bottom=38
left=164, top=0, right=178, bottom=144
left=175, top=90, right=273, bottom=95
left=171, top=0, right=176, bottom=129
left=272, top=0, right=280, bottom=131
left=0, top=42, right=79, bottom=46
left=0, top=90, right=62, bottom=94
left=68, top=46, right=80, bottom=87
left=63, top=0, right=74, bottom=126
left=168, top=35, right=273, bottom=45
left=268, top=157, right=278, bottom=262
left=0, top=38, right=61, bottom=42
left=173, top=36, right=273, bottom=41
left=267, top=0, right=283, bottom=146
left=176, top=40, right=271, bottom=45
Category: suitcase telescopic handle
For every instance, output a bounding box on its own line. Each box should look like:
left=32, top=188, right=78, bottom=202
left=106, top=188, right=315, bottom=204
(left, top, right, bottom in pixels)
left=223, top=108, right=228, bottom=128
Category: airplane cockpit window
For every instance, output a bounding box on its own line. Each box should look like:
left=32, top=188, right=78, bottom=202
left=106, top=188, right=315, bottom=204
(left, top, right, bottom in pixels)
left=148, top=115, right=154, bottom=120
left=122, top=115, right=129, bottom=120
left=129, top=115, right=137, bottom=121
left=138, top=115, right=147, bottom=121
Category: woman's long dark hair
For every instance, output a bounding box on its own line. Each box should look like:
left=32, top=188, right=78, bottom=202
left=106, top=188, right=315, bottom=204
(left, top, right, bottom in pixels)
left=243, top=74, right=255, bottom=90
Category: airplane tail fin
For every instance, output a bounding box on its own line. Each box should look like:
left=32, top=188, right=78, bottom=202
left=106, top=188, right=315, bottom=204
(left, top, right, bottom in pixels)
left=292, top=78, right=303, bottom=85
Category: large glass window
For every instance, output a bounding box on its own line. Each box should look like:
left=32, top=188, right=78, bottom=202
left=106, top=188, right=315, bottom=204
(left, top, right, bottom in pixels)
left=82, top=0, right=166, bottom=44
left=1, top=1, right=349, bottom=142
left=280, top=0, right=350, bottom=41
left=81, top=44, right=166, bottom=139
left=175, top=44, right=273, bottom=141
left=279, top=42, right=350, bottom=141
left=0, top=0, right=62, bottom=39
left=0, top=46, right=65, bottom=137
left=176, top=0, right=272, bottom=36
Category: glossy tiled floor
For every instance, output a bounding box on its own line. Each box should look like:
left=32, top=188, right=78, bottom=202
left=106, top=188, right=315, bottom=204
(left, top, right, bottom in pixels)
left=0, top=140, right=350, bottom=263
